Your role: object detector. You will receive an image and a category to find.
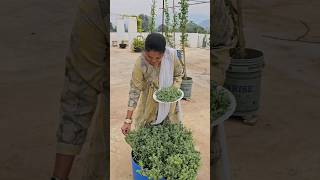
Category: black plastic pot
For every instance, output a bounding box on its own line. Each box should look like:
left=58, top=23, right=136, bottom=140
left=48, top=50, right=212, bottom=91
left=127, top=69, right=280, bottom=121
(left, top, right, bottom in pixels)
left=134, top=47, right=142, bottom=52
left=119, top=44, right=127, bottom=49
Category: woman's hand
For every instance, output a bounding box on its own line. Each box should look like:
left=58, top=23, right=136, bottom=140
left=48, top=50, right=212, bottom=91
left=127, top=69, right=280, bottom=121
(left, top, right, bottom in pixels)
left=121, top=122, right=132, bottom=136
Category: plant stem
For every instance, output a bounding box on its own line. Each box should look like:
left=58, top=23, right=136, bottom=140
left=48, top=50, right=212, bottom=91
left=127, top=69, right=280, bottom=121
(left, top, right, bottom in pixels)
left=183, top=46, right=187, bottom=78
left=237, top=0, right=246, bottom=58
left=164, top=0, right=173, bottom=47
left=149, top=0, right=156, bottom=33
left=173, top=0, right=176, bottom=48
left=162, top=0, right=165, bottom=33
left=179, top=0, right=188, bottom=78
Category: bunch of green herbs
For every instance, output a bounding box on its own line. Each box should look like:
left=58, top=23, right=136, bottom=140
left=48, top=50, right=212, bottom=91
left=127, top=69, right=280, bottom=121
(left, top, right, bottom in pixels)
left=156, top=86, right=182, bottom=102
left=211, top=81, right=230, bottom=122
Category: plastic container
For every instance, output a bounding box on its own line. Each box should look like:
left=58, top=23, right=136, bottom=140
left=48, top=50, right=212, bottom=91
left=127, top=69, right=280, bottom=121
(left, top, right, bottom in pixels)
left=131, top=157, right=165, bottom=180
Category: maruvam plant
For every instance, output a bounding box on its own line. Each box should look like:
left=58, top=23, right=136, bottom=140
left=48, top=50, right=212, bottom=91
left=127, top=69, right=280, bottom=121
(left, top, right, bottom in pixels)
left=156, top=86, right=182, bottom=102
left=125, top=123, right=201, bottom=180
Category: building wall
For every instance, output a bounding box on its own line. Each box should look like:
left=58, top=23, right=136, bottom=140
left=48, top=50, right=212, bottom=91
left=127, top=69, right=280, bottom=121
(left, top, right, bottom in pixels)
left=110, top=32, right=210, bottom=49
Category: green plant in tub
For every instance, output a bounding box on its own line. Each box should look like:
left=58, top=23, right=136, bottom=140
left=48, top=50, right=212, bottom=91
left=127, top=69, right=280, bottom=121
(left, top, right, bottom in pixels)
left=125, top=123, right=201, bottom=180
left=132, top=37, right=144, bottom=51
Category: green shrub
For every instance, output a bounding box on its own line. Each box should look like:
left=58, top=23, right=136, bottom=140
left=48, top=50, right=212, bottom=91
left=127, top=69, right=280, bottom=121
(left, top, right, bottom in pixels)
left=125, top=123, right=201, bottom=180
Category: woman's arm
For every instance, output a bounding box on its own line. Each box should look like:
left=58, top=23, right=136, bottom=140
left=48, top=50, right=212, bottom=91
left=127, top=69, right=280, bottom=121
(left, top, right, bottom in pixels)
left=126, top=58, right=144, bottom=120
left=126, top=82, right=141, bottom=120
left=122, top=58, right=144, bottom=135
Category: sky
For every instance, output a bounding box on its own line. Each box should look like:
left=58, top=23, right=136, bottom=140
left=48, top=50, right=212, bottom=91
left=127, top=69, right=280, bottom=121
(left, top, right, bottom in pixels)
left=110, top=0, right=210, bottom=25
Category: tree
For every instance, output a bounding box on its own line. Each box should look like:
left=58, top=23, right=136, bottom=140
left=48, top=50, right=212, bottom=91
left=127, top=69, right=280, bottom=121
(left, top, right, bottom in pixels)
left=186, top=21, right=207, bottom=33
left=138, top=14, right=151, bottom=32
left=157, top=24, right=168, bottom=32
left=137, top=16, right=143, bottom=33
left=149, top=0, right=157, bottom=32
left=219, top=0, right=246, bottom=58
left=172, top=1, right=178, bottom=48
left=164, top=0, right=174, bottom=47
left=178, top=0, right=189, bottom=79
left=235, top=0, right=246, bottom=58
left=212, top=0, right=233, bottom=48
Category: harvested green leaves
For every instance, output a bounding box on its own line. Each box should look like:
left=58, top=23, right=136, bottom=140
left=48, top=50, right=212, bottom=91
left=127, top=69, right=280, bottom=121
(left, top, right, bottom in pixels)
left=125, top=123, right=201, bottom=180
left=156, top=86, right=182, bottom=102
left=211, top=81, right=230, bottom=122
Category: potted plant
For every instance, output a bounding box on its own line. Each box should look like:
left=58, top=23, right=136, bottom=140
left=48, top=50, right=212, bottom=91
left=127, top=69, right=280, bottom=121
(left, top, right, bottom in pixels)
left=224, top=0, right=265, bottom=124
left=178, top=0, right=193, bottom=100
left=131, top=17, right=145, bottom=52
left=132, top=37, right=144, bottom=52
left=125, top=123, right=201, bottom=180
left=119, top=40, right=127, bottom=49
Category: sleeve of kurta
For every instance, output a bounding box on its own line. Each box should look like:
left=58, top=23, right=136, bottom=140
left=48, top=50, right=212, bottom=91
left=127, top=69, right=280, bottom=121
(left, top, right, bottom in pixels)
left=128, top=58, right=144, bottom=111
left=172, top=52, right=184, bottom=88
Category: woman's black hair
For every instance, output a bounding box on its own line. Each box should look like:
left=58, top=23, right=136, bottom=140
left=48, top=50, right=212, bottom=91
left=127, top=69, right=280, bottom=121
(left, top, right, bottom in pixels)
left=144, top=33, right=166, bottom=53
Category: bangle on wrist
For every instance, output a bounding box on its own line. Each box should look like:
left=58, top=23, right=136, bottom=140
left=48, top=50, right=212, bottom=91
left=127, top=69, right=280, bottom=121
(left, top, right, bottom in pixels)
left=124, top=118, right=132, bottom=124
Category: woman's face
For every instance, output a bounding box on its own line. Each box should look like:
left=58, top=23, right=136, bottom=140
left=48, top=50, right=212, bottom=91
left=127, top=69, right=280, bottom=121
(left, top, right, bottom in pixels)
left=144, top=50, right=164, bottom=67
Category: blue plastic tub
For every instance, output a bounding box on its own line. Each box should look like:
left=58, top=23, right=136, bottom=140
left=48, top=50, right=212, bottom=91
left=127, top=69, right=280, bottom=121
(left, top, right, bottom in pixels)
left=131, top=158, right=165, bottom=180
left=132, top=158, right=148, bottom=180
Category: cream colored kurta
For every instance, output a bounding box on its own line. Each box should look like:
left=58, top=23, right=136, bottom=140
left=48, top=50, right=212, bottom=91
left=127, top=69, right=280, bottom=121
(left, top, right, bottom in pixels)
left=128, top=50, right=184, bottom=128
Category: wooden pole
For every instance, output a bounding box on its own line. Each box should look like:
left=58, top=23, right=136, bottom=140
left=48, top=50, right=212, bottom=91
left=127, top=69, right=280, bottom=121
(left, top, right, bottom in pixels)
left=173, top=0, right=176, bottom=48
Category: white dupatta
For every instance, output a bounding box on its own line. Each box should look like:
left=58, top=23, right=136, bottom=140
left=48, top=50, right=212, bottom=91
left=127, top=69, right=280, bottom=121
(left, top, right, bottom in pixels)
left=152, top=48, right=183, bottom=125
